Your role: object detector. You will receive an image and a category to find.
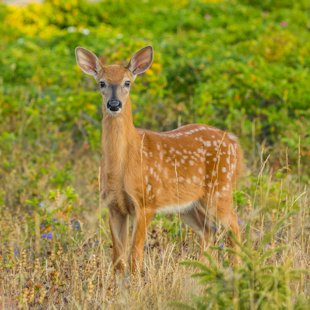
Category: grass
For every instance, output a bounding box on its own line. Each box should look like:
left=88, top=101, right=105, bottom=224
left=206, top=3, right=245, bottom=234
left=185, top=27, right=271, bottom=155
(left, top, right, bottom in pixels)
left=0, top=140, right=309, bottom=308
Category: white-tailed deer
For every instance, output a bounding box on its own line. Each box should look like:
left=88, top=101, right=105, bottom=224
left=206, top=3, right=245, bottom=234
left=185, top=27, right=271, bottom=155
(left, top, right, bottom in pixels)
left=76, top=46, right=244, bottom=272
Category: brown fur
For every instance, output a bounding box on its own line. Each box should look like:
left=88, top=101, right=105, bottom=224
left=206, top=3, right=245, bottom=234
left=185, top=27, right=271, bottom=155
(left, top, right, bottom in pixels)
left=76, top=46, right=244, bottom=273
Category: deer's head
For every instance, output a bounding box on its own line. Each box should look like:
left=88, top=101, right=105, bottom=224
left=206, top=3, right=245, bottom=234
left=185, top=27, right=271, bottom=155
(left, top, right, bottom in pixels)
left=75, top=46, right=153, bottom=115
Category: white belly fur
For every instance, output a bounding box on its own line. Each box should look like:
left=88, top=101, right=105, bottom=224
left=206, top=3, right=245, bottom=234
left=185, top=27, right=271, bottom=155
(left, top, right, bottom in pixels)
left=156, top=201, right=198, bottom=214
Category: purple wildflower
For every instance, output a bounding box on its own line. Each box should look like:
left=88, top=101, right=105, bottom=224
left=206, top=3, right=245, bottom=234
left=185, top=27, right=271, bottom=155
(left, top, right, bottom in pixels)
left=13, top=244, right=19, bottom=256
left=42, top=232, right=52, bottom=239
left=71, top=219, right=81, bottom=231
left=211, top=223, right=218, bottom=234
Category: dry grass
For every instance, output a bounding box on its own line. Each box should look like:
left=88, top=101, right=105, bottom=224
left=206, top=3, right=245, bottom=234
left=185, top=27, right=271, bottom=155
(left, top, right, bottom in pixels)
left=0, top=141, right=309, bottom=309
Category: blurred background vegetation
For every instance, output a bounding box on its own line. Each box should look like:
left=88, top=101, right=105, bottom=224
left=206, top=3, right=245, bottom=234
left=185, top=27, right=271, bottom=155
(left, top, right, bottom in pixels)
left=1, top=0, right=309, bottom=153
left=0, top=0, right=309, bottom=308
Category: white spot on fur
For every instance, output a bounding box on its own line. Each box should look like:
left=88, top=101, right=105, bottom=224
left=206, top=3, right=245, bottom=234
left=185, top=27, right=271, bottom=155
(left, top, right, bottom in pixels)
left=203, top=141, right=211, bottom=147
left=192, top=175, right=199, bottom=183
left=154, top=173, right=159, bottom=181
left=174, top=161, right=180, bottom=168
left=146, top=184, right=152, bottom=193
left=222, top=184, right=229, bottom=192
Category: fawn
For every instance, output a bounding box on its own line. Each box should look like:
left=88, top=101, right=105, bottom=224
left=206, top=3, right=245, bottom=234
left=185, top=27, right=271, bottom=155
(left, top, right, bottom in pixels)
left=76, top=46, right=244, bottom=272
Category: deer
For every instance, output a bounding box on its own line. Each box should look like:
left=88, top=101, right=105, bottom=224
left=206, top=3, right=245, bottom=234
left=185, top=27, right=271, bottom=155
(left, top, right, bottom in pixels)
left=75, top=45, right=244, bottom=273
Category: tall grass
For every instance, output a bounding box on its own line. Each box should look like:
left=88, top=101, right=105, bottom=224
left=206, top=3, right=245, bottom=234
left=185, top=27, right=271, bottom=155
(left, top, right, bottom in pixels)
left=0, top=142, right=309, bottom=308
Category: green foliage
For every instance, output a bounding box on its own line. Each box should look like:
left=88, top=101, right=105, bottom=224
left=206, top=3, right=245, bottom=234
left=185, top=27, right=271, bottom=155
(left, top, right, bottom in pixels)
left=0, top=0, right=309, bottom=158
left=180, top=237, right=309, bottom=309
left=180, top=247, right=308, bottom=309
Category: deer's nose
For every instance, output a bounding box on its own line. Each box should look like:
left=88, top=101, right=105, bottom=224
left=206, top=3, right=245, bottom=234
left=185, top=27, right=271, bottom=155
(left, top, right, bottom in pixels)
left=107, top=99, right=122, bottom=112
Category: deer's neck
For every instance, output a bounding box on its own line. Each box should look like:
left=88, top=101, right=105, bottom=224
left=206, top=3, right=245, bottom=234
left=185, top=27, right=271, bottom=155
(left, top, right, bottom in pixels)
left=101, top=98, right=139, bottom=181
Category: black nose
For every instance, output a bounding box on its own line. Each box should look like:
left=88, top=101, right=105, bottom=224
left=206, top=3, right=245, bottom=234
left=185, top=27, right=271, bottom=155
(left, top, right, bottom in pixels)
left=107, top=99, right=122, bottom=112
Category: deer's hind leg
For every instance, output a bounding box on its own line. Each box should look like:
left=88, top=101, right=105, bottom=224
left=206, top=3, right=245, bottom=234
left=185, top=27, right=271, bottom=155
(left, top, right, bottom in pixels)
left=203, top=193, right=241, bottom=263
left=180, top=202, right=212, bottom=256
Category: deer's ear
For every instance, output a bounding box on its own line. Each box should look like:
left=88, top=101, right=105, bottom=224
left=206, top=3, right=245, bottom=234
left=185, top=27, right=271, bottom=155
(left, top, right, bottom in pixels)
left=128, top=46, right=153, bottom=75
left=75, top=47, right=101, bottom=77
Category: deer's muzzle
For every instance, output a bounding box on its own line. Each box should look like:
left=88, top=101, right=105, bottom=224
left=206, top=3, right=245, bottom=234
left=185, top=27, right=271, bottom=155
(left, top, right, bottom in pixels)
left=107, top=99, right=122, bottom=112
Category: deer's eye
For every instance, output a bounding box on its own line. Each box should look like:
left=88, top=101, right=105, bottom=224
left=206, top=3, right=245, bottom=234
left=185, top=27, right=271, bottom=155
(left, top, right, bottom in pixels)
left=99, top=81, right=106, bottom=88
left=124, top=81, right=131, bottom=88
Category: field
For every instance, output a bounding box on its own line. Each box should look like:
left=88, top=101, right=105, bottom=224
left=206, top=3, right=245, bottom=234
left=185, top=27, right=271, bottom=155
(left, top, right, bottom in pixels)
left=0, top=0, right=309, bottom=308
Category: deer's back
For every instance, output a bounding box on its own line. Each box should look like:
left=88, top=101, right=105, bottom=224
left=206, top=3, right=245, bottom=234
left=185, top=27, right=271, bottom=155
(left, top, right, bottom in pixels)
left=131, top=124, right=244, bottom=210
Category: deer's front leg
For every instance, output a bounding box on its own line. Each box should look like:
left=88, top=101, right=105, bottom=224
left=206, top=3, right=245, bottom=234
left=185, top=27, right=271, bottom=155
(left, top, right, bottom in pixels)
left=109, top=207, right=128, bottom=272
left=130, top=208, right=154, bottom=273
